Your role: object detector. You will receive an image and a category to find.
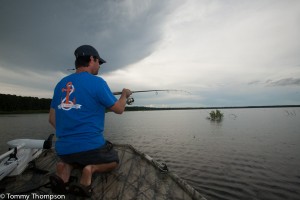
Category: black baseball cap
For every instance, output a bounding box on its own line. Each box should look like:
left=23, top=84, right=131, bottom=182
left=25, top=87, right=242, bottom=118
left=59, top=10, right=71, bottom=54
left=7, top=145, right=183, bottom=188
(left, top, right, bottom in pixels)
left=74, top=45, right=106, bottom=64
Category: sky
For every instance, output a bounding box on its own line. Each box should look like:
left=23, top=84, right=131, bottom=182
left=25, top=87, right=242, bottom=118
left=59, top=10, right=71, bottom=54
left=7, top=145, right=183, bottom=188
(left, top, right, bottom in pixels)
left=0, top=0, right=299, bottom=107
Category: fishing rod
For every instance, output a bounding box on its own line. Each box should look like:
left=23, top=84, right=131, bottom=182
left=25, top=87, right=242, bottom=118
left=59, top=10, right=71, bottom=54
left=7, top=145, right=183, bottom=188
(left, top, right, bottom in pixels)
left=113, top=89, right=190, bottom=105
left=112, top=89, right=189, bottom=95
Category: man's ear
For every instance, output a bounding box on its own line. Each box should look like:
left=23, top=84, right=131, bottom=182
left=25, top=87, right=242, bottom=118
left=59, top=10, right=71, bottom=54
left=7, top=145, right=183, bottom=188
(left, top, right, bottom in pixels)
left=88, top=56, right=94, bottom=66
left=90, top=56, right=94, bottom=62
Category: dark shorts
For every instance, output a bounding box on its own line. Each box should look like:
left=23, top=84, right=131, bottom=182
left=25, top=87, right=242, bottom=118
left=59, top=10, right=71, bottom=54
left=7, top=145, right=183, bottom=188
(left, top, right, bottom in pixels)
left=58, top=141, right=119, bottom=166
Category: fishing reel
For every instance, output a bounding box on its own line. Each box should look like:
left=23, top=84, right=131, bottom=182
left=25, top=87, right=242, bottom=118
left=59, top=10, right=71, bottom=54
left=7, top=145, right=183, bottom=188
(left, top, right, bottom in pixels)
left=126, top=97, right=135, bottom=105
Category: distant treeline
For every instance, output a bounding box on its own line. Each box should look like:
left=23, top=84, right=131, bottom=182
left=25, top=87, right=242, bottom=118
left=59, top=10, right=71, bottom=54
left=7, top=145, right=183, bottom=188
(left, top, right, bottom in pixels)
left=1, top=93, right=299, bottom=114
left=124, top=105, right=300, bottom=111
left=0, top=94, right=51, bottom=113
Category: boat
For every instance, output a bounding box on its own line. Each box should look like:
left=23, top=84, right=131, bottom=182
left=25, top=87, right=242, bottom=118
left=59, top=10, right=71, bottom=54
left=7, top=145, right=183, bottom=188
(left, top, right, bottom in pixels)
left=0, top=134, right=53, bottom=181
left=0, top=136, right=206, bottom=200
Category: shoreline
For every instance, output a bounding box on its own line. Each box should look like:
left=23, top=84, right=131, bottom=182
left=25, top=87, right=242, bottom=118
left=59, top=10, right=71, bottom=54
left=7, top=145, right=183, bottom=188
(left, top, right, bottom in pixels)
left=124, top=105, right=300, bottom=111
left=0, top=110, right=50, bottom=114
left=1, top=105, right=299, bottom=114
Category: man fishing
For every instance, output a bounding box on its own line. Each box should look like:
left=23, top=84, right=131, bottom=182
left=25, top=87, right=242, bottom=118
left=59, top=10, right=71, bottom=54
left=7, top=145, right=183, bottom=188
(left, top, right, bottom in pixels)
left=49, top=45, right=132, bottom=196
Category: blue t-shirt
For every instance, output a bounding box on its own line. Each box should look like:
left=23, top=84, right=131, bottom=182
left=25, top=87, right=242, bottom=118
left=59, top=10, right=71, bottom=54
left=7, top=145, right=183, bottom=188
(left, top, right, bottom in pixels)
left=50, top=72, right=117, bottom=155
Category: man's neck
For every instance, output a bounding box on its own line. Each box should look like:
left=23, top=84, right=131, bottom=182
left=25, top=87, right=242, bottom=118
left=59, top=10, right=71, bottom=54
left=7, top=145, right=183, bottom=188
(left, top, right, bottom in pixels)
left=76, top=66, right=89, bottom=73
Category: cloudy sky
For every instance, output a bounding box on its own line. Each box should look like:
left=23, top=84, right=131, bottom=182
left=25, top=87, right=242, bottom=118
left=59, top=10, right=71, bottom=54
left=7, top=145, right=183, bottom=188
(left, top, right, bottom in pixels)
left=0, top=0, right=299, bottom=107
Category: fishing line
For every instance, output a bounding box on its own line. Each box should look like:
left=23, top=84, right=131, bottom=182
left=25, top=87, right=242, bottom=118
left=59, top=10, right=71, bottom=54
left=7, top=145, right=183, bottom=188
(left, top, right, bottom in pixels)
left=112, top=90, right=191, bottom=95
left=113, top=90, right=191, bottom=105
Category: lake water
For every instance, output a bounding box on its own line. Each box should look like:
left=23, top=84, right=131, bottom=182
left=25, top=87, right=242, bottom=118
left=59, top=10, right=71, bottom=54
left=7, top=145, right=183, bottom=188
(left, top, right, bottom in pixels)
left=0, top=108, right=300, bottom=200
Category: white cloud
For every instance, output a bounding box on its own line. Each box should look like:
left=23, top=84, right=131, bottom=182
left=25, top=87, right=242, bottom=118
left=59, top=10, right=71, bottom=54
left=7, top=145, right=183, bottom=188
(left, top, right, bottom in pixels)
left=0, top=0, right=299, bottom=106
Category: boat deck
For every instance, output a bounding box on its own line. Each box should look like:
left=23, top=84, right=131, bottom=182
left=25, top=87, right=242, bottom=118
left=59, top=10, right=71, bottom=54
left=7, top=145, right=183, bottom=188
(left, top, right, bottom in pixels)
left=0, top=144, right=206, bottom=200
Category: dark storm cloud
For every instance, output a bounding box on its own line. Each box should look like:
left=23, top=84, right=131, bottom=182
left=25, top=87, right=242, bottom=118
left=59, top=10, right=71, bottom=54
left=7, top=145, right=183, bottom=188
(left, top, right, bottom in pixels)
left=247, top=77, right=300, bottom=87
left=267, top=78, right=300, bottom=87
left=0, top=0, right=174, bottom=74
left=1, top=0, right=299, bottom=106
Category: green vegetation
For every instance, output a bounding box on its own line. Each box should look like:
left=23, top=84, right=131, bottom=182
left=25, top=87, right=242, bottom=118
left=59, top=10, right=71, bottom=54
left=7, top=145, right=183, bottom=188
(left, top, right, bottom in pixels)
left=1, top=93, right=300, bottom=114
left=207, top=109, right=224, bottom=121
left=0, top=94, right=51, bottom=113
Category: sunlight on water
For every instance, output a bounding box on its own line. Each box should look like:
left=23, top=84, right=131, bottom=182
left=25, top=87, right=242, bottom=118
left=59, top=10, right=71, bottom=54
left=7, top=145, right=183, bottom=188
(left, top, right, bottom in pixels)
left=0, top=108, right=300, bottom=200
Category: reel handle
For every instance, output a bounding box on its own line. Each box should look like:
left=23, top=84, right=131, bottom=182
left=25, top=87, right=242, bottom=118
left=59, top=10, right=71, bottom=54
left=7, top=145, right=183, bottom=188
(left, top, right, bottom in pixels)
left=126, top=97, right=134, bottom=105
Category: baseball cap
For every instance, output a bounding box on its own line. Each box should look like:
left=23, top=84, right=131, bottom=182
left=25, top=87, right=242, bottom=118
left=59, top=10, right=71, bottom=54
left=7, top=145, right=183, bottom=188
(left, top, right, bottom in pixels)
left=74, top=45, right=106, bottom=64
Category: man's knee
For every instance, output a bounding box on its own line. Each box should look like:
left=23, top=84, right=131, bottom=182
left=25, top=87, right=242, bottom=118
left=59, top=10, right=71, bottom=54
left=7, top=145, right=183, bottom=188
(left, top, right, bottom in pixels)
left=82, top=165, right=93, bottom=174
left=111, top=162, right=118, bottom=169
left=90, top=162, right=118, bottom=173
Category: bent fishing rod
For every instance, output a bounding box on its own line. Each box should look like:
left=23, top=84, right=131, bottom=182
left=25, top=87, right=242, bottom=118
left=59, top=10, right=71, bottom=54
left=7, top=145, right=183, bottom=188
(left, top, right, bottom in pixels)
left=113, top=89, right=190, bottom=105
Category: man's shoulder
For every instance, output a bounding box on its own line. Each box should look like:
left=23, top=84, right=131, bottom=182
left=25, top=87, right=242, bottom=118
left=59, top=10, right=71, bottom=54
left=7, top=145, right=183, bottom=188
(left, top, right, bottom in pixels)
left=60, top=72, right=105, bottom=82
left=85, top=73, right=106, bottom=83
